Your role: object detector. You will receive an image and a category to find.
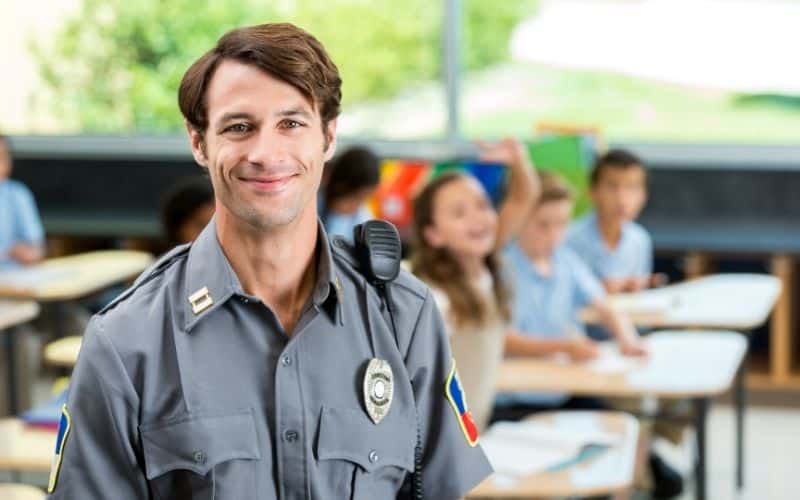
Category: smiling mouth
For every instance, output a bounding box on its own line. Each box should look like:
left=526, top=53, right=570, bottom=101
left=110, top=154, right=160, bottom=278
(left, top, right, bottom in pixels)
left=467, top=228, right=492, bottom=240
left=238, top=174, right=298, bottom=192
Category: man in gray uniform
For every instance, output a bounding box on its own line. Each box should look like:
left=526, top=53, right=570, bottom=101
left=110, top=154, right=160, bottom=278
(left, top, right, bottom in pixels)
left=46, top=23, right=492, bottom=499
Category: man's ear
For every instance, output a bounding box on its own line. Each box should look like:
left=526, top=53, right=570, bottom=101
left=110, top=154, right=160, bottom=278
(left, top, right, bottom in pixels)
left=323, top=118, right=338, bottom=162
left=186, top=122, right=208, bottom=168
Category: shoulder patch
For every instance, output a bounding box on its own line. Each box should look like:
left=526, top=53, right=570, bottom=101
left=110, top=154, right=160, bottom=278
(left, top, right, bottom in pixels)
left=444, top=359, right=480, bottom=447
left=47, top=405, right=72, bottom=493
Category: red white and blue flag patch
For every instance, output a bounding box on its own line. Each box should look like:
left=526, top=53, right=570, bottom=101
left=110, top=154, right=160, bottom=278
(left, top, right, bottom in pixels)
left=444, top=359, right=479, bottom=447
left=47, top=405, right=71, bottom=493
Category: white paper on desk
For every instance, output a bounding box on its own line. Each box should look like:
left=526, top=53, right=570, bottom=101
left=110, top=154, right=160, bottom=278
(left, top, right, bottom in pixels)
left=611, top=290, right=676, bottom=315
left=0, top=268, right=73, bottom=291
left=481, top=420, right=618, bottom=477
left=626, top=334, right=733, bottom=391
left=582, top=343, right=646, bottom=374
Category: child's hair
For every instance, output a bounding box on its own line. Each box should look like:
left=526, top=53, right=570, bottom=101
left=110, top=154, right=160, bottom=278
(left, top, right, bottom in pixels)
left=161, top=176, right=214, bottom=245
left=324, top=146, right=380, bottom=209
left=410, top=171, right=511, bottom=329
left=590, top=149, right=646, bottom=187
left=0, top=134, right=12, bottom=170
left=537, top=172, right=574, bottom=206
left=0, top=134, right=9, bottom=155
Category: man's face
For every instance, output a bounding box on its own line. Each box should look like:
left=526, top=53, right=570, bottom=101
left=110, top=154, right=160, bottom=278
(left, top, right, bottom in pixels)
left=187, top=60, right=337, bottom=231
left=0, top=140, right=11, bottom=180
left=591, top=166, right=647, bottom=223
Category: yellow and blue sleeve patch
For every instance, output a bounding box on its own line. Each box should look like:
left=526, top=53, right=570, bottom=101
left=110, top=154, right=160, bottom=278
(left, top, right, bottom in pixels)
left=47, top=404, right=71, bottom=493
left=444, top=359, right=480, bottom=447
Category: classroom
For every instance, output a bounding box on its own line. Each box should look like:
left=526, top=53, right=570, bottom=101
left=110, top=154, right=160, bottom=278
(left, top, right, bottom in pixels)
left=1, top=1, right=799, bottom=499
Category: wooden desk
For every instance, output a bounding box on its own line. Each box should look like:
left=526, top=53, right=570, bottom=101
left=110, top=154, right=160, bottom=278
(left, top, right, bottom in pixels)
left=0, top=484, right=45, bottom=500
left=499, top=331, right=746, bottom=500
left=580, top=274, right=780, bottom=497
left=0, top=301, right=39, bottom=331
left=499, top=331, right=746, bottom=398
left=0, top=250, right=153, bottom=301
left=0, top=251, right=151, bottom=414
left=468, top=412, right=639, bottom=499
left=581, top=274, right=781, bottom=330
left=43, top=336, right=82, bottom=369
left=0, top=419, right=56, bottom=472
left=1, top=301, right=40, bottom=418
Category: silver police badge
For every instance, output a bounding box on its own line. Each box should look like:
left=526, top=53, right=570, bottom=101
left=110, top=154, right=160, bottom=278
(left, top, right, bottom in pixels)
left=363, top=358, right=393, bottom=424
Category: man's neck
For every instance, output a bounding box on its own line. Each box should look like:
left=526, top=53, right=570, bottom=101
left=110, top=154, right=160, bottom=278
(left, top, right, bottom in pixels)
left=215, top=206, right=319, bottom=335
left=596, top=213, right=623, bottom=250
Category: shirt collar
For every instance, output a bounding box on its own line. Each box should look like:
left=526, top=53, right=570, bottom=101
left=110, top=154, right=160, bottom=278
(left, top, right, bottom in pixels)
left=183, top=217, right=343, bottom=332
left=508, top=242, right=567, bottom=282
left=508, top=242, right=544, bottom=280
left=588, top=211, right=633, bottom=253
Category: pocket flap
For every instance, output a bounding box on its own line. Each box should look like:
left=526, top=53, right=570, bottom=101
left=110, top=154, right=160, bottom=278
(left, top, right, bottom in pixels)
left=140, top=409, right=261, bottom=479
left=317, top=406, right=415, bottom=473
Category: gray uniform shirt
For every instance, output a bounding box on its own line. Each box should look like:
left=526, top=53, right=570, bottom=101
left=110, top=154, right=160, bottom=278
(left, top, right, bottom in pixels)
left=46, top=220, right=492, bottom=500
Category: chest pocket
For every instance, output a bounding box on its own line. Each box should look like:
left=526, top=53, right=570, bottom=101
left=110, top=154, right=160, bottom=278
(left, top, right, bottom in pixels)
left=140, top=409, right=261, bottom=500
left=317, top=406, right=416, bottom=500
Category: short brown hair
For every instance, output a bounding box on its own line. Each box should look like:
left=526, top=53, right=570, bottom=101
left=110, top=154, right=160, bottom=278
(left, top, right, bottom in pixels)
left=178, top=23, right=342, bottom=135
left=537, top=172, right=573, bottom=206
left=590, top=149, right=646, bottom=187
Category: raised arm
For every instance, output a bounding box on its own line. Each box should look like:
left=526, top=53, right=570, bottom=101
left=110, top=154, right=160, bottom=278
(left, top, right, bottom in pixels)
left=477, top=138, right=540, bottom=250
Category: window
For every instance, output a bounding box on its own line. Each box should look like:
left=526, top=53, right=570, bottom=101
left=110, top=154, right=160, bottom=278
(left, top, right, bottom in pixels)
left=6, top=0, right=800, bottom=145
left=461, top=0, right=800, bottom=144
left=2, top=0, right=445, bottom=139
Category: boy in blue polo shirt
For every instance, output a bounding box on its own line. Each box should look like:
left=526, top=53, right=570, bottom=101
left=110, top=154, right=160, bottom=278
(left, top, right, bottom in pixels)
left=495, top=173, right=683, bottom=498
left=567, top=149, right=655, bottom=293
left=0, top=135, right=45, bottom=269
left=497, top=174, right=646, bottom=414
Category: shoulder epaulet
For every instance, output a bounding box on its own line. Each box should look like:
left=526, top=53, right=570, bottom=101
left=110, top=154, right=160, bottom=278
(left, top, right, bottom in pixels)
left=98, top=243, right=191, bottom=315
left=329, top=235, right=358, bottom=268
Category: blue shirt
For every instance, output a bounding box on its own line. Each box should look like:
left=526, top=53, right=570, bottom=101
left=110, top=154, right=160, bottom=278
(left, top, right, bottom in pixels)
left=497, top=243, right=605, bottom=407
left=566, top=212, right=653, bottom=281
left=322, top=205, right=372, bottom=242
left=0, top=179, right=44, bottom=269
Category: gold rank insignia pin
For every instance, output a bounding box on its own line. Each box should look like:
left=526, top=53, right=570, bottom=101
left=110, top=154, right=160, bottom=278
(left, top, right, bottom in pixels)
left=363, top=358, right=393, bottom=425
left=189, top=287, right=214, bottom=315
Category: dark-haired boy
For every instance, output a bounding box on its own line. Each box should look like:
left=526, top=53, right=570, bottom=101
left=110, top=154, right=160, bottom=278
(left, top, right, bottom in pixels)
left=567, top=149, right=655, bottom=294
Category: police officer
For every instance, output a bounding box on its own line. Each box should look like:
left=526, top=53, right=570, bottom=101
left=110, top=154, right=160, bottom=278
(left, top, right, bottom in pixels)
left=46, top=23, right=492, bottom=499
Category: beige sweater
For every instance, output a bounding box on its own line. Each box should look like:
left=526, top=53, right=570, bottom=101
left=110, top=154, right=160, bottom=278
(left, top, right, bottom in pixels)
left=428, top=272, right=506, bottom=431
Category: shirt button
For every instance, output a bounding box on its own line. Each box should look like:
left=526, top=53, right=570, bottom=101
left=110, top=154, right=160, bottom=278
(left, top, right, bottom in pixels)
left=284, top=429, right=299, bottom=443
left=281, top=355, right=292, bottom=367
left=368, top=450, right=379, bottom=463
left=193, top=451, right=206, bottom=464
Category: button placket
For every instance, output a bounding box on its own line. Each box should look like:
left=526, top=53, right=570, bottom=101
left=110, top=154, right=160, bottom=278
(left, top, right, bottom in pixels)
left=274, top=344, right=306, bottom=500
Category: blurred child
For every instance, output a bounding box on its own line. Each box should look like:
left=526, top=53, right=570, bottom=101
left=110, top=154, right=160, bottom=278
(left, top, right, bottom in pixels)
left=411, top=138, right=539, bottom=430
left=320, top=146, right=380, bottom=240
left=497, top=173, right=646, bottom=414
left=0, top=134, right=45, bottom=269
left=161, top=176, right=215, bottom=246
left=567, top=149, right=659, bottom=293
left=500, top=174, right=682, bottom=498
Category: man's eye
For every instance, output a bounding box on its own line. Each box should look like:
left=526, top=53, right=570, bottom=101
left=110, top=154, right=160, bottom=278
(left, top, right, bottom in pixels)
left=280, top=120, right=303, bottom=129
left=225, top=123, right=250, bottom=133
